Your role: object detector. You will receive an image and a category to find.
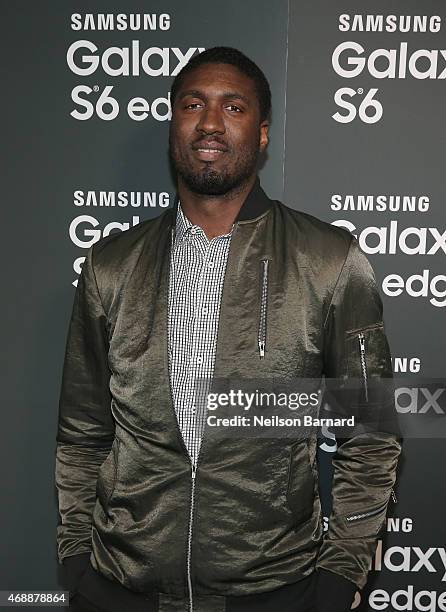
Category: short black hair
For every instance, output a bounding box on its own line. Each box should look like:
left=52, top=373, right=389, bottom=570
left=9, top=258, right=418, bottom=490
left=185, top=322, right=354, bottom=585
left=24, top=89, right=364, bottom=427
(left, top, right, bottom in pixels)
left=170, top=46, right=271, bottom=123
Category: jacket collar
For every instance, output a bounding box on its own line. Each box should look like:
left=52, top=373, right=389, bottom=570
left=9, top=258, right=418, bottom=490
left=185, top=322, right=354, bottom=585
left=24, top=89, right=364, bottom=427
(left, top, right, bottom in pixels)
left=169, top=175, right=273, bottom=228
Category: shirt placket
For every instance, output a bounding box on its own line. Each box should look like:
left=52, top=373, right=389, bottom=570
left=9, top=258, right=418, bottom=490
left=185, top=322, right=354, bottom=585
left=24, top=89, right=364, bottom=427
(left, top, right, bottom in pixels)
left=186, top=228, right=218, bottom=465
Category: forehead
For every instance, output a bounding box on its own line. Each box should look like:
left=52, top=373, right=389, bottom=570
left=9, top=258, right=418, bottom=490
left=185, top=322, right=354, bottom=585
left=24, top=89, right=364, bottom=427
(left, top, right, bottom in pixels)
left=177, top=62, right=256, bottom=99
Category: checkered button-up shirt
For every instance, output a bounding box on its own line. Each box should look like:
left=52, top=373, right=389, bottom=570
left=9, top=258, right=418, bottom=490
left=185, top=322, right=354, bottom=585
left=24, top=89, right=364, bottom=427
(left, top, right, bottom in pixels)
left=168, top=201, right=234, bottom=466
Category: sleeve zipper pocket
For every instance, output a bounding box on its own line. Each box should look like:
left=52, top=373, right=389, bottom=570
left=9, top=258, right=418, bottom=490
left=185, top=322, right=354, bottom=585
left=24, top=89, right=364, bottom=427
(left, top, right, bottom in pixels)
left=345, top=499, right=388, bottom=523
left=358, top=332, right=368, bottom=402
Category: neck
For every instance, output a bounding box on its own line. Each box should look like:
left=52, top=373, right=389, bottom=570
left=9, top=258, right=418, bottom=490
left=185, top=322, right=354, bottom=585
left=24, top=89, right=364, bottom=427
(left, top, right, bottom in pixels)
left=176, top=174, right=257, bottom=240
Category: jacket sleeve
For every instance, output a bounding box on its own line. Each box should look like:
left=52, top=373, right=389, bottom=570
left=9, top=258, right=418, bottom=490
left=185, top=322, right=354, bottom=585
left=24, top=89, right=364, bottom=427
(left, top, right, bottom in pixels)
left=54, top=243, right=115, bottom=591
left=315, top=236, right=402, bottom=603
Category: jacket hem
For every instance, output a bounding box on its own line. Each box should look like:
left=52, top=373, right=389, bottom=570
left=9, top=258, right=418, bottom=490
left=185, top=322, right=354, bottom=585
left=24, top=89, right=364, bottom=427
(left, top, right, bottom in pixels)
left=75, top=559, right=318, bottom=612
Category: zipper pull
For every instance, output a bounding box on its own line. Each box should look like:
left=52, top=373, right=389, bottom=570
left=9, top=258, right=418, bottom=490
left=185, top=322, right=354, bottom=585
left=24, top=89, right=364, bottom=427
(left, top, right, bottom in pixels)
left=391, top=488, right=397, bottom=504
left=191, top=464, right=197, bottom=480
left=358, top=332, right=368, bottom=402
left=258, top=259, right=269, bottom=360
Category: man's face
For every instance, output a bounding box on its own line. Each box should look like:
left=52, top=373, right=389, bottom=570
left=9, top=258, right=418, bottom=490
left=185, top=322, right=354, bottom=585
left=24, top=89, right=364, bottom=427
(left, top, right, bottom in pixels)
left=169, top=62, right=269, bottom=196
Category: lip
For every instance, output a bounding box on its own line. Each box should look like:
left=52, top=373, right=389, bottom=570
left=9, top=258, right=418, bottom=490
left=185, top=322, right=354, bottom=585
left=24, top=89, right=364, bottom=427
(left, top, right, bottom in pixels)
left=193, top=148, right=226, bottom=161
left=192, top=140, right=228, bottom=161
left=193, top=139, right=227, bottom=151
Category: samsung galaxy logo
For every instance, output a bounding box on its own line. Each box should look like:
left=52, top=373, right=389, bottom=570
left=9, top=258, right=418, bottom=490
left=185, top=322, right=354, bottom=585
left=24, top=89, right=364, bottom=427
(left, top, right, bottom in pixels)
left=331, top=220, right=446, bottom=255
left=392, top=357, right=421, bottom=374
left=396, top=386, right=445, bottom=414
left=331, top=194, right=430, bottom=213
left=70, top=215, right=141, bottom=248
left=338, top=14, right=442, bottom=33
left=73, top=190, right=170, bottom=208
left=332, top=42, right=446, bottom=80
left=71, top=13, right=171, bottom=31
left=67, top=42, right=205, bottom=77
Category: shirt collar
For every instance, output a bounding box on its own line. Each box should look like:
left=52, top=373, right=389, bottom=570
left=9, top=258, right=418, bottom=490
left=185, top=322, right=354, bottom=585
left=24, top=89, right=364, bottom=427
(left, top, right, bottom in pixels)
left=174, top=201, right=235, bottom=246
left=174, top=201, right=193, bottom=244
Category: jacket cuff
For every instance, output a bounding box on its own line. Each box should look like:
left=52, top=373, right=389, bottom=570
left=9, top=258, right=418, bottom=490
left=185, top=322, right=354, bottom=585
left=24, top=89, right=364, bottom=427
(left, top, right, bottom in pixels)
left=62, top=552, right=91, bottom=595
left=314, top=568, right=358, bottom=612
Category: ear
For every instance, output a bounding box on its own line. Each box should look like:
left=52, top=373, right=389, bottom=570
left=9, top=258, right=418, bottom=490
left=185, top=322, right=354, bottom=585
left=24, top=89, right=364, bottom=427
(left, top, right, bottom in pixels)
left=259, top=120, right=269, bottom=152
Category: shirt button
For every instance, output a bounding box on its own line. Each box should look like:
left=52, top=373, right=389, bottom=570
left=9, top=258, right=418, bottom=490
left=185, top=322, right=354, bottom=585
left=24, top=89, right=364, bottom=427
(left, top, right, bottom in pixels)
left=202, top=307, right=208, bottom=315
left=196, top=357, right=203, bottom=364
left=207, top=261, right=215, bottom=268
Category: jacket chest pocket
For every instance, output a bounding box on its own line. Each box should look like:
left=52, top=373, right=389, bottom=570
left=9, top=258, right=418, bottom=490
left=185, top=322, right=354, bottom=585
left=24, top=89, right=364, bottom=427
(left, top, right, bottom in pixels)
left=285, top=439, right=315, bottom=524
left=255, top=258, right=314, bottom=375
left=258, top=258, right=269, bottom=359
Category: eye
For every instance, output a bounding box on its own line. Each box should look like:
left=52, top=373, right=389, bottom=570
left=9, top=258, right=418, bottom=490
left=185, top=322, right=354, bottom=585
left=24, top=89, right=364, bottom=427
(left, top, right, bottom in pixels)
left=184, top=102, right=202, bottom=110
left=226, top=104, right=242, bottom=112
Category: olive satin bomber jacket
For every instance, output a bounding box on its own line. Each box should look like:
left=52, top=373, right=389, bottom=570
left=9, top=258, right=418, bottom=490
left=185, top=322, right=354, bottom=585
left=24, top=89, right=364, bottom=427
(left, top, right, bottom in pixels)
left=55, top=176, right=401, bottom=609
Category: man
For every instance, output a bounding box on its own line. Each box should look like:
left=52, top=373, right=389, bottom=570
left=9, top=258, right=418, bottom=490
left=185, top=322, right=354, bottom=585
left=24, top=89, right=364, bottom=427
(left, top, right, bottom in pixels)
left=55, top=47, right=401, bottom=612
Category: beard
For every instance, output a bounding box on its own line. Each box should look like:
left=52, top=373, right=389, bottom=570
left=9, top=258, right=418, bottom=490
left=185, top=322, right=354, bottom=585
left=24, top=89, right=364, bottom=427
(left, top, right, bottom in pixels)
left=169, top=136, right=259, bottom=197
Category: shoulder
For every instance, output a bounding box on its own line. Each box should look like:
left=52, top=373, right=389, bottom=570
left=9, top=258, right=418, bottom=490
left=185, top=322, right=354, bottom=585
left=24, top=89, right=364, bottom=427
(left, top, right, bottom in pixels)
left=81, top=209, right=173, bottom=304
left=272, top=200, right=354, bottom=267
left=89, top=208, right=172, bottom=270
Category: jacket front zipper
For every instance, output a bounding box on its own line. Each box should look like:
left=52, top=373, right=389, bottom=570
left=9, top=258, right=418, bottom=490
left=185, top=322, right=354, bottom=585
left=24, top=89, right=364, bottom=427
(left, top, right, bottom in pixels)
left=186, top=464, right=197, bottom=612
left=358, top=332, right=368, bottom=402
left=167, top=227, right=198, bottom=612
left=258, top=259, right=269, bottom=359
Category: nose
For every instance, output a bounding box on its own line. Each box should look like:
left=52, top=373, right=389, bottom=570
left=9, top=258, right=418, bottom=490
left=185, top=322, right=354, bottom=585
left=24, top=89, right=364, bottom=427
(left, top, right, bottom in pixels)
left=196, top=105, right=225, bottom=135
